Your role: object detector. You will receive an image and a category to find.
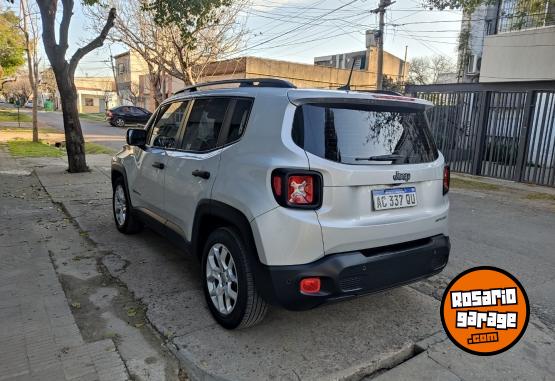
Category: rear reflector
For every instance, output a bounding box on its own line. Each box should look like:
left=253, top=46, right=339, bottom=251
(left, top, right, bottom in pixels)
left=300, top=278, right=321, bottom=294
left=272, top=175, right=282, bottom=197
left=443, top=165, right=450, bottom=195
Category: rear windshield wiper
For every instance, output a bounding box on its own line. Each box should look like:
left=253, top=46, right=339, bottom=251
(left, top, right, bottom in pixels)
left=355, top=154, right=406, bottom=161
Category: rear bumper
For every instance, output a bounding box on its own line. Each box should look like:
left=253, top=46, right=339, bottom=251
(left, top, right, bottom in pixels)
left=256, top=234, right=450, bottom=310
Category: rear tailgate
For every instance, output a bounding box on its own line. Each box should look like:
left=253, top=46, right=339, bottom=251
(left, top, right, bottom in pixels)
left=289, top=96, right=449, bottom=254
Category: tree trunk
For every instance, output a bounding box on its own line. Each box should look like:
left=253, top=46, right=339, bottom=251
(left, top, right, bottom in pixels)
left=32, top=85, right=38, bottom=142
left=56, top=72, right=88, bottom=172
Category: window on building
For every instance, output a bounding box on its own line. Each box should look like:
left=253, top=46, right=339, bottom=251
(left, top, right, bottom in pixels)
left=467, top=55, right=477, bottom=74
left=85, top=98, right=94, bottom=106
left=118, top=63, right=126, bottom=75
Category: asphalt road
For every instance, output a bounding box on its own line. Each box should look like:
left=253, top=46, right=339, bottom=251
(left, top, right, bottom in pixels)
left=26, top=108, right=128, bottom=151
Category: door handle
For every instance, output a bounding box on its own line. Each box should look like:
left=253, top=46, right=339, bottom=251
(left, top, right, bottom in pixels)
left=152, top=162, right=165, bottom=170
left=192, top=170, right=210, bottom=179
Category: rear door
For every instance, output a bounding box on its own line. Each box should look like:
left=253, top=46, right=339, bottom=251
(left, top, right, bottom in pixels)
left=131, top=101, right=188, bottom=217
left=164, top=97, right=248, bottom=241
left=291, top=101, right=448, bottom=254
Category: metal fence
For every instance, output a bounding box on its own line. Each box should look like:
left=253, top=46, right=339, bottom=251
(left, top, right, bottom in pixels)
left=406, top=81, right=555, bottom=187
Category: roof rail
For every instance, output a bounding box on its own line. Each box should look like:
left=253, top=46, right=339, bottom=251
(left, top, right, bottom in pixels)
left=174, top=78, right=297, bottom=95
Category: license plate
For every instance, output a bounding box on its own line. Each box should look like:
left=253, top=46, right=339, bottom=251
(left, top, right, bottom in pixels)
left=373, top=187, right=417, bottom=211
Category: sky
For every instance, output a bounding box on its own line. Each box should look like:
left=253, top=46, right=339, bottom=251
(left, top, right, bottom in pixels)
left=8, top=0, right=463, bottom=77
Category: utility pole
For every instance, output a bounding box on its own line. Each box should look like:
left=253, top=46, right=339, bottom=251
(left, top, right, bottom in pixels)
left=402, top=45, right=408, bottom=84
left=373, top=0, right=395, bottom=90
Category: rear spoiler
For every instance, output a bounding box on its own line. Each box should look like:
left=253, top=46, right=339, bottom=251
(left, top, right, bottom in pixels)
left=287, top=96, right=431, bottom=111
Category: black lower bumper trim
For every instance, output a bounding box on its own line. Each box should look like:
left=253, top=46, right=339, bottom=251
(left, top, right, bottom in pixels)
left=256, top=235, right=450, bottom=310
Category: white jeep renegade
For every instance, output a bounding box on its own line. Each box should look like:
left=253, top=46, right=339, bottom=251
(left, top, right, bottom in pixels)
left=111, top=78, right=450, bottom=329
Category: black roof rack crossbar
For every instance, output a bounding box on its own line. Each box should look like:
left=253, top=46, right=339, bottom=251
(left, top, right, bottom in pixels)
left=174, top=78, right=297, bottom=94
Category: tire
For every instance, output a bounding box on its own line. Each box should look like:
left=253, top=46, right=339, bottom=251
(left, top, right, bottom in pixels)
left=202, top=227, right=268, bottom=329
left=112, top=177, right=143, bottom=234
left=114, top=118, right=125, bottom=127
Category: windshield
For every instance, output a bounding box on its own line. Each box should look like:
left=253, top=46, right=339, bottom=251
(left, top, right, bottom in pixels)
left=292, top=103, right=438, bottom=165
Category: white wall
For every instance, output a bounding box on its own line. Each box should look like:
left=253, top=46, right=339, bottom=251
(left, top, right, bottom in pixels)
left=480, top=26, right=555, bottom=82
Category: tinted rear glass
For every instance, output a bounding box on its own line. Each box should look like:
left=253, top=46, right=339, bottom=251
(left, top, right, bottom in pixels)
left=292, top=104, right=438, bottom=165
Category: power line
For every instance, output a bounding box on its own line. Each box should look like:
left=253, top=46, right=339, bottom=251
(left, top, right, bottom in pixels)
left=236, top=0, right=361, bottom=55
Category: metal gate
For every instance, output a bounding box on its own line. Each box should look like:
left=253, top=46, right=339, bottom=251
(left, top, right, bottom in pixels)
left=406, top=82, right=555, bottom=187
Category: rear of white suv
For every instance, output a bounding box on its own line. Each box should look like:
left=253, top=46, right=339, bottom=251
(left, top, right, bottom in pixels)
left=241, top=90, right=450, bottom=311
left=111, top=80, right=450, bottom=329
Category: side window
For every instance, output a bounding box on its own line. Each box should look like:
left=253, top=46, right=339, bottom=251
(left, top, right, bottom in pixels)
left=181, top=98, right=230, bottom=152
left=148, top=101, right=188, bottom=149
left=226, top=99, right=253, bottom=143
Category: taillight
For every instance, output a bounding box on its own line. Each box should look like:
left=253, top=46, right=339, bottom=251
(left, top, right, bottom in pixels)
left=271, top=169, right=322, bottom=209
left=443, top=165, right=450, bottom=195
left=288, top=175, right=314, bottom=204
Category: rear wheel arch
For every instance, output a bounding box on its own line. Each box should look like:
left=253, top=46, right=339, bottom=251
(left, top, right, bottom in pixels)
left=192, top=201, right=259, bottom=263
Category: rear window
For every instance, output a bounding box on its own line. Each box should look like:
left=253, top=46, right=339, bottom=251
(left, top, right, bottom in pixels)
left=292, top=104, right=438, bottom=165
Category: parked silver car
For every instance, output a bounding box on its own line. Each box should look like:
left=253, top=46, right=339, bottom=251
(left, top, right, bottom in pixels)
left=111, top=78, right=451, bottom=329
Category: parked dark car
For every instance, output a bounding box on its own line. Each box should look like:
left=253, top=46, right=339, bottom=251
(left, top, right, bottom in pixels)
left=106, top=106, right=152, bottom=127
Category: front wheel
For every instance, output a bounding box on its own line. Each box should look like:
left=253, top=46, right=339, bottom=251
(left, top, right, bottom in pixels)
left=114, top=117, right=125, bottom=127
left=112, top=177, right=143, bottom=234
left=202, top=227, right=268, bottom=329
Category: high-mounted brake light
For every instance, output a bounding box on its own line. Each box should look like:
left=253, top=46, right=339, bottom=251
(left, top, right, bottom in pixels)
left=443, top=165, right=450, bottom=195
left=373, top=94, right=416, bottom=101
left=271, top=169, right=323, bottom=209
left=300, top=277, right=321, bottom=294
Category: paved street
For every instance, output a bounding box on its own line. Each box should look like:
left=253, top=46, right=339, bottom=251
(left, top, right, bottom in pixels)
left=3, top=151, right=553, bottom=380
left=5, top=106, right=127, bottom=151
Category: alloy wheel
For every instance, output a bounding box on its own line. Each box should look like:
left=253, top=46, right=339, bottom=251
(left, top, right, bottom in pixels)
left=206, top=243, right=238, bottom=315
left=114, top=184, right=127, bottom=226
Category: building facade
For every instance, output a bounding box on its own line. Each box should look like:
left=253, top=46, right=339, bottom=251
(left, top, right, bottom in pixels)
left=137, top=53, right=407, bottom=110
left=458, top=0, right=555, bottom=82
left=73, top=77, right=118, bottom=113
left=314, top=45, right=407, bottom=84
left=113, top=51, right=150, bottom=105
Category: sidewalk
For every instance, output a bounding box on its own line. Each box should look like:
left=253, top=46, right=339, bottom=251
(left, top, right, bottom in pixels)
left=4, top=149, right=555, bottom=380
left=0, top=149, right=129, bottom=381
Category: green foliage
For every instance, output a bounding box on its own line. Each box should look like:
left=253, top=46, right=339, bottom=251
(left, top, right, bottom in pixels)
left=84, top=142, right=115, bottom=154
left=0, top=109, right=32, bottom=122
left=0, top=10, right=25, bottom=77
left=142, top=0, right=232, bottom=39
left=7, top=139, right=64, bottom=157
left=382, top=75, right=404, bottom=92
left=421, top=0, right=497, bottom=12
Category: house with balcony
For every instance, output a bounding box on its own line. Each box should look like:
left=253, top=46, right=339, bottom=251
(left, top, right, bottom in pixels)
left=458, top=0, right=555, bottom=82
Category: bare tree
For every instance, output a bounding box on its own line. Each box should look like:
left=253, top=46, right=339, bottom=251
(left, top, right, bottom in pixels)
left=87, top=0, right=247, bottom=107
left=19, top=0, right=40, bottom=142
left=3, top=72, right=31, bottom=100
left=35, top=0, right=116, bottom=173
left=407, top=55, right=456, bottom=85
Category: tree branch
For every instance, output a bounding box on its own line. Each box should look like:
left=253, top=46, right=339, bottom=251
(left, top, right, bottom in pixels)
left=68, top=7, right=116, bottom=80
left=59, top=0, right=74, bottom=55
left=36, top=0, right=60, bottom=66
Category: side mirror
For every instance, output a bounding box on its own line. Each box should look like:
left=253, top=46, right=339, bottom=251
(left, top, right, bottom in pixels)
left=126, top=128, right=147, bottom=147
